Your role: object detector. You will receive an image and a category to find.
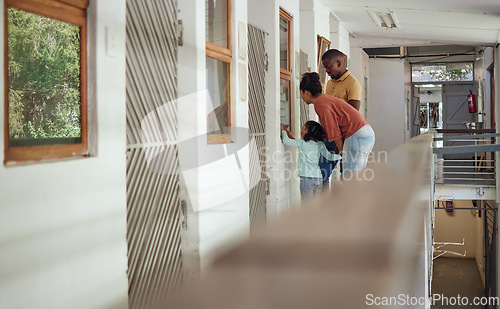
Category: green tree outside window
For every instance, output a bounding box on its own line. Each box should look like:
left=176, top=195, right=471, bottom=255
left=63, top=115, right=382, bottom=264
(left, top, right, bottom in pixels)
left=8, top=7, right=81, bottom=146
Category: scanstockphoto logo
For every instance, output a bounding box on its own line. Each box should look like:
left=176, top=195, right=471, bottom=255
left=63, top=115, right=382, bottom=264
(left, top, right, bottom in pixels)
left=140, top=90, right=263, bottom=212
left=366, top=293, right=500, bottom=307
left=138, top=90, right=386, bottom=212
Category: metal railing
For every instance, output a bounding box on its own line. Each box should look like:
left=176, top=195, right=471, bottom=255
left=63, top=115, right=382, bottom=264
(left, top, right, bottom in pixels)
left=165, top=134, right=435, bottom=309
left=433, top=129, right=498, bottom=186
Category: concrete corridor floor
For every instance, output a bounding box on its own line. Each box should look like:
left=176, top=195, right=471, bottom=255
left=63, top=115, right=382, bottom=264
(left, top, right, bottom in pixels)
left=432, top=258, right=485, bottom=308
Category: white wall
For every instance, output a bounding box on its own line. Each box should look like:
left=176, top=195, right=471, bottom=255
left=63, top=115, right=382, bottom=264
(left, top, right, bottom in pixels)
left=349, top=48, right=369, bottom=118
left=314, top=0, right=330, bottom=47
left=299, top=0, right=315, bottom=73
left=434, top=200, right=487, bottom=287
left=178, top=0, right=250, bottom=279
left=404, top=59, right=412, bottom=142
left=434, top=201, right=478, bottom=259
left=299, top=0, right=329, bottom=75
left=368, top=58, right=406, bottom=152
left=0, top=1, right=129, bottom=309
left=299, top=0, right=330, bottom=121
left=329, top=17, right=350, bottom=59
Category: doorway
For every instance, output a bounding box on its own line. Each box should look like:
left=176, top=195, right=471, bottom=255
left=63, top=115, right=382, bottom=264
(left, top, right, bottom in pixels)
left=432, top=200, right=497, bottom=308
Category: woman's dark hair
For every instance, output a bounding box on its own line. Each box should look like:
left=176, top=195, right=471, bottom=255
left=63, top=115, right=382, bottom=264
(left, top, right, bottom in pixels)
left=303, top=121, right=326, bottom=142
left=300, top=72, right=323, bottom=96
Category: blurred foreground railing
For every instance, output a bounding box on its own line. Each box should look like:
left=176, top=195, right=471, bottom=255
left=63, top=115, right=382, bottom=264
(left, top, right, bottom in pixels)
left=433, top=129, right=499, bottom=186
left=164, top=134, right=435, bottom=309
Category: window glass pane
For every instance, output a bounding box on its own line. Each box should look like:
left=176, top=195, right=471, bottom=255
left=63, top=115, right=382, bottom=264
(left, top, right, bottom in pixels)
left=279, top=15, right=289, bottom=71
left=207, top=57, right=230, bottom=135
left=412, top=63, right=473, bottom=82
left=8, top=7, right=81, bottom=146
left=206, top=0, right=228, bottom=49
left=280, top=79, right=290, bottom=129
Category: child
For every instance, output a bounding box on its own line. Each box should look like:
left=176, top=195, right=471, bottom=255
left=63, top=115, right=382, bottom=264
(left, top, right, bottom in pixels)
left=281, top=121, right=341, bottom=200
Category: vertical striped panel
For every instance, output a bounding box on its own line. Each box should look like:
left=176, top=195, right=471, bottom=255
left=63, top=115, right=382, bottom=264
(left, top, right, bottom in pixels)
left=299, top=51, right=310, bottom=127
left=484, top=202, right=497, bottom=307
left=248, top=24, right=267, bottom=230
left=125, top=0, right=181, bottom=308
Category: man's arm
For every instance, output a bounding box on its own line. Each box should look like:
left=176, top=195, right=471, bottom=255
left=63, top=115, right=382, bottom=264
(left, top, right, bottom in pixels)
left=346, top=76, right=362, bottom=111
left=347, top=99, right=361, bottom=111
left=334, top=139, right=343, bottom=153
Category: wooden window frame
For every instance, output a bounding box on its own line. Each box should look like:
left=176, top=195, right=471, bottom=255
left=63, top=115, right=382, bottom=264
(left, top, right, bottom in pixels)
left=317, top=35, right=331, bottom=89
left=4, top=0, right=88, bottom=164
left=279, top=7, right=292, bottom=132
left=279, top=7, right=292, bottom=78
left=206, top=0, right=232, bottom=144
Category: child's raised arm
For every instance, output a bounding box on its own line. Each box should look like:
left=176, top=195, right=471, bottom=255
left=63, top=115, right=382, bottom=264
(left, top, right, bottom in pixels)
left=319, top=142, right=341, bottom=162
left=281, top=128, right=300, bottom=148
left=281, top=123, right=294, bottom=140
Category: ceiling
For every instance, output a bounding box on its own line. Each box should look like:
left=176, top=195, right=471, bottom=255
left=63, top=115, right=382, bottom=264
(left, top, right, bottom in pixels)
left=320, top=0, right=500, bottom=48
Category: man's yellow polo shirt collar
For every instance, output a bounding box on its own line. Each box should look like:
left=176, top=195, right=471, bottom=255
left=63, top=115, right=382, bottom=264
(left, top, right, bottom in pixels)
left=336, top=70, right=350, bottom=81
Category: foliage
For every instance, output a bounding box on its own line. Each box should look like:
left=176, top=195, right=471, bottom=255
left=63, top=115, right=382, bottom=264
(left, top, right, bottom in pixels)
left=8, top=8, right=81, bottom=141
left=411, top=63, right=473, bottom=82
left=428, top=68, right=473, bottom=82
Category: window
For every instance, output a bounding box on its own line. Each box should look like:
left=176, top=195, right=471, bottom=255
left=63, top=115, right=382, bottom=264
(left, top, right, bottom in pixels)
left=317, top=35, right=331, bottom=88
left=279, top=8, right=292, bottom=131
left=206, top=0, right=232, bottom=144
left=412, top=63, right=473, bottom=82
left=4, top=0, right=88, bottom=163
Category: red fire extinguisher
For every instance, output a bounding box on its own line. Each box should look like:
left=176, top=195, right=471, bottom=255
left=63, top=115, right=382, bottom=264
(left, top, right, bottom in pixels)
left=468, top=90, right=477, bottom=113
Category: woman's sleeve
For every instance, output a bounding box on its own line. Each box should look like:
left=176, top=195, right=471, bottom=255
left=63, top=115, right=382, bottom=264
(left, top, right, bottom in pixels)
left=319, top=142, right=341, bottom=161
left=281, top=130, right=300, bottom=148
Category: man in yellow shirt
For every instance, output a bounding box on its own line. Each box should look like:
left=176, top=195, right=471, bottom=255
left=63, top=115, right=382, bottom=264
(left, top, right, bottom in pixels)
left=319, top=49, right=363, bottom=189
left=321, top=49, right=362, bottom=110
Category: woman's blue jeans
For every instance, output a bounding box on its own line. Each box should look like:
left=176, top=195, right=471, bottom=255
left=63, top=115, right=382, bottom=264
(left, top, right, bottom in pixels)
left=342, top=125, right=375, bottom=172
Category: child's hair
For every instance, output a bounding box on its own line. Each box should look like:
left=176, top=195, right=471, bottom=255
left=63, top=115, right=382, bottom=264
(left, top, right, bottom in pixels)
left=303, top=121, right=325, bottom=142
left=299, top=72, right=323, bottom=96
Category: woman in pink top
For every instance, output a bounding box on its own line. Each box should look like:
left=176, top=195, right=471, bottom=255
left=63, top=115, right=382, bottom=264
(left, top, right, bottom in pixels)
left=299, top=72, right=375, bottom=173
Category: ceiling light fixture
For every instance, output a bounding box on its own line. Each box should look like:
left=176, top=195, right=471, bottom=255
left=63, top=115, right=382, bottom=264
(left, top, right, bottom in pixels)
left=368, top=10, right=400, bottom=29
